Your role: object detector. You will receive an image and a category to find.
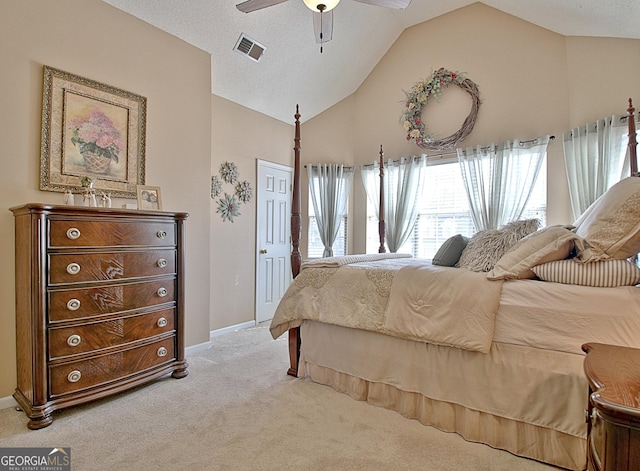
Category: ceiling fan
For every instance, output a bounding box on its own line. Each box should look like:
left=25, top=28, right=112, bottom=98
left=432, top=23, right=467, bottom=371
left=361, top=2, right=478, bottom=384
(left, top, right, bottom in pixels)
left=236, top=0, right=412, bottom=52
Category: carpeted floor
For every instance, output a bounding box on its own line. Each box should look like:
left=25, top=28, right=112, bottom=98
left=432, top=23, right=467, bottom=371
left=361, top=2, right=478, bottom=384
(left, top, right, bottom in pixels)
left=0, top=325, right=559, bottom=470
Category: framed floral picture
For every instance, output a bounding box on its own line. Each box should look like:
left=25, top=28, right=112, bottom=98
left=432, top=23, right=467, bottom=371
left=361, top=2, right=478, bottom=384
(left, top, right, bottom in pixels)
left=137, top=185, right=162, bottom=211
left=40, top=65, right=146, bottom=198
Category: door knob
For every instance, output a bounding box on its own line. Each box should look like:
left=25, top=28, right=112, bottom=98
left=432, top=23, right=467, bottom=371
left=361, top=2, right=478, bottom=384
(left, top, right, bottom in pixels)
left=260, top=249, right=268, bottom=254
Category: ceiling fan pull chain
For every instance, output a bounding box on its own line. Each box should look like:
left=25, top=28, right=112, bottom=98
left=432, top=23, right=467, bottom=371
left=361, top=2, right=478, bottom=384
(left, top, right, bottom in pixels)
left=318, top=4, right=326, bottom=53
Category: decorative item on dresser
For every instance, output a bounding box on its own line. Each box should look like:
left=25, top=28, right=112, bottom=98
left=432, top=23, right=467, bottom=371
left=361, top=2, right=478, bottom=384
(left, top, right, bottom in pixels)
left=136, top=185, right=163, bottom=211
left=582, top=343, right=640, bottom=471
left=11, top=204, right=188, bottom=430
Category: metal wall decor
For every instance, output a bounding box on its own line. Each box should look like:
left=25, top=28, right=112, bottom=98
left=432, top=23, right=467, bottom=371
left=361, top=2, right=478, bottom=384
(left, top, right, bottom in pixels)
left=213, top=161, right=252, bottom=223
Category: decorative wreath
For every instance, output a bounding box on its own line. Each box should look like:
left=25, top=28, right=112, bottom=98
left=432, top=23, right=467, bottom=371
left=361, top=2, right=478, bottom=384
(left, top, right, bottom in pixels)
left=402, top=68, right=481, bottom=151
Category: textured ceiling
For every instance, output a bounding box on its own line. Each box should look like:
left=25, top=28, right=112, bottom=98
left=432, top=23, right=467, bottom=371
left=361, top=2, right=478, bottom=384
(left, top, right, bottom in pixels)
left=101, top=0, right=640, bottom=124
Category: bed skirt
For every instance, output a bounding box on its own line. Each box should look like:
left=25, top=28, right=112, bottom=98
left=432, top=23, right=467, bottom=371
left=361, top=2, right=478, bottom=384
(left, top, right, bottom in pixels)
left=298, top=321, right=587, bottom=471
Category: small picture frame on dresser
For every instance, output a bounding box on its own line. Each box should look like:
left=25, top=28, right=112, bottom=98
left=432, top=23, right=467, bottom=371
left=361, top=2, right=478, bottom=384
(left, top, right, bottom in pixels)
left=137, top=185, right=162, bottom=210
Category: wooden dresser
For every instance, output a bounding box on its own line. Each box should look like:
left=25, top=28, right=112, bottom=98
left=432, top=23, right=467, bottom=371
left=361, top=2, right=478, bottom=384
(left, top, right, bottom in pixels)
left=11, top=204, right=189, bottom=429
left=582, top=342, right=640, bottom=471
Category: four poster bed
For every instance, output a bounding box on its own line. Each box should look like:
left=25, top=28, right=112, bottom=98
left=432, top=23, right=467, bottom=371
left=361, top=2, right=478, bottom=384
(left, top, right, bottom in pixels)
left=271, top=100, right=640, bottom=470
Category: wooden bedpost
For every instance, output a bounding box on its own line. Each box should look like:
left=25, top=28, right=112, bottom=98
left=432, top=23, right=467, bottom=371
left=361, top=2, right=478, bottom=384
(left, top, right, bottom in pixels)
left=378, top=145, right=386, bottom=253
left=288, top=105, right=302, bottom=377
left=628, top=98, right=638, bottom=176
left=291, top=105, right=302, bottom=278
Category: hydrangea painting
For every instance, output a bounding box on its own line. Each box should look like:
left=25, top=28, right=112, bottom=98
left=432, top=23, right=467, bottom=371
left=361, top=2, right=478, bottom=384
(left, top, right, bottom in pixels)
left=71, top=110, right=122, bottom=164
left=40, top=65, right=146, bottom=198
left=64, top=92, right=129, bottom=180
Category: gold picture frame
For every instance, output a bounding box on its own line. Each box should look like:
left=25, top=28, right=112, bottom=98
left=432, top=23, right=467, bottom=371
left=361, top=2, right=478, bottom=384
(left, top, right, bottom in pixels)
left=137, top=185, right=162, bottom=210
left=40, top=65, right=146, bottom=198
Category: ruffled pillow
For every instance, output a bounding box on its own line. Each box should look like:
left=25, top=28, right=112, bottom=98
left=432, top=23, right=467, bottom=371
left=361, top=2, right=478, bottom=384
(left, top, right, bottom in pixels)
left=457, top=219, right=540, bottom=272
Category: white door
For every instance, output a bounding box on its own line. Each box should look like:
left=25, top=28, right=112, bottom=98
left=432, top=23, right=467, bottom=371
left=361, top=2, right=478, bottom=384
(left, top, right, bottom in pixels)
left=255, top=160, right=293, bottom=323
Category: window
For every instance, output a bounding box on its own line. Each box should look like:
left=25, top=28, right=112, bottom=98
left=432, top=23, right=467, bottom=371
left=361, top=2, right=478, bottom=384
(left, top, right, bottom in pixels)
left=308, top=202, right=348, bottom=258
left=366, top=156, right=547, bottom=258
left=306, top=164, right=353, bottom=258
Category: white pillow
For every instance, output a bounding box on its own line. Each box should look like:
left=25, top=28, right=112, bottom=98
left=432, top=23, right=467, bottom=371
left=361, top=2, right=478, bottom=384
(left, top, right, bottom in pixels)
left=574, top=177, right=640, bottom=262
left=532, top=259, right=640, bottom=287
left=488, top=225, right=583, bottom=280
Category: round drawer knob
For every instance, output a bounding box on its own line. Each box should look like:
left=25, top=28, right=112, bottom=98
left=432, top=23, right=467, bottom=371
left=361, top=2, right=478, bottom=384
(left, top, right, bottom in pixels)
left=66, top=228, right=81, bottom=240
left=67, top=334, right=82, bottom=347
left=66, top=263, right=81, bottom=275
left=157, top=347, right=168, bottom=357
left=157, top=317, right=168, bottom=328
left=157, top=258, right=168, bottom=268
left=66, top=299, right=81, bottom=311
left=157, top=287, right=168, bottom=297
left=156, top=230, right=167, bottom=239
left=67, top=370, right=82, bottom=383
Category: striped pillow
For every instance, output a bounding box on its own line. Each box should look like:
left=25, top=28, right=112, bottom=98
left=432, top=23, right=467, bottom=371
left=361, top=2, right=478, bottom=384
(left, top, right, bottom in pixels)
left=532, top=259, right=640, bottom=287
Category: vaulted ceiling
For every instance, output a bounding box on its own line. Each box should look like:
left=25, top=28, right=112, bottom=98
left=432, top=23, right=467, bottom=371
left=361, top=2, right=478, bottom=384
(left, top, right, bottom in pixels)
left=102, top=0, right=640, bottom=123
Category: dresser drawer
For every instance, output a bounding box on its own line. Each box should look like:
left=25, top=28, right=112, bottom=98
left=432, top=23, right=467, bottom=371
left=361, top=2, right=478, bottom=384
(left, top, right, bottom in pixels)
left=49, top=337, right=175, bottom=397
left=49, top=219, right=176, bottom=248
left=49, top=250, right=176, bottom=285
left=48, top=308, right=175, bottom=360
left=49, top=279, right=175, bottom=322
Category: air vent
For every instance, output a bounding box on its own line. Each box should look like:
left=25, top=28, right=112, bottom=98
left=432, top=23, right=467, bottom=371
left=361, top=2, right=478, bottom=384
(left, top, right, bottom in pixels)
left=234, top=34, right=266, bottom=62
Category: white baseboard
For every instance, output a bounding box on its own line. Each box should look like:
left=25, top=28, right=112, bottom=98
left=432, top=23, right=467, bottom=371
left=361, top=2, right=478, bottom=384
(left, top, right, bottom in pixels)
left=185, top=340, right=212, bottom=356
left=209, top=320, right=256, bottom=340
left=0, top=395, right=18, bottom=411
left=185, top=320, right=256, bottom=356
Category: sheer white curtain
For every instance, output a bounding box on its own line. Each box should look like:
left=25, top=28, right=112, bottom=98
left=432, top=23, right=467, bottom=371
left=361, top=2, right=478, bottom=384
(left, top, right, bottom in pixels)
left=361, top=155, right=427, bottom=253
left=562, top=115, right=630, bottom=220
left=457, top=136, right=549, bottom=231
left=307, top=164, right=353, bottom=257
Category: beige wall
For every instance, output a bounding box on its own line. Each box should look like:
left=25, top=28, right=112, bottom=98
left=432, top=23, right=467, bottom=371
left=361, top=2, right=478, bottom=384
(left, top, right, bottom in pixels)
left=565, top=36, right=640, bottom=124
left=0, top=0, right=212, bottom=398
left=304, top=3, right=640, bottom=254
left=2, top=0, right=640, bottom=402
left=210, top=95, right=295, bottom=330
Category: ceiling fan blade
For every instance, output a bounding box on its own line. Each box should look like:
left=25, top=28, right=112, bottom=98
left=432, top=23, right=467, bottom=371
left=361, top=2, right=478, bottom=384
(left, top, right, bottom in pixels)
left=313, top=10, right=333, bottom=44
left=236, top=0, right=289, bottom=13
left=352, top=0, right=411, bottom=9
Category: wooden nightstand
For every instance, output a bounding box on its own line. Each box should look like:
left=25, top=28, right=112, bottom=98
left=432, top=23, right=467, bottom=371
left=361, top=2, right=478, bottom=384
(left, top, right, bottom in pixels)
left=582, top=343, right=640, bottom=471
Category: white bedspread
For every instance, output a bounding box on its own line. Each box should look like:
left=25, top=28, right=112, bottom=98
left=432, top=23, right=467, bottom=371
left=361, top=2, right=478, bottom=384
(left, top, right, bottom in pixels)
left=270, top=258, right=503, bottom=353
left=494, top=279, right=640, bottom=354
left=301, top=253, right=412, bottom=270
left=384, top=264, right=503, bottom=353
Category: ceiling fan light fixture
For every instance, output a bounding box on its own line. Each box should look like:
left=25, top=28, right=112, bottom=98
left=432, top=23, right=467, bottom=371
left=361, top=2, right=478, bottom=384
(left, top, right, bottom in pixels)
left=303, top=0, right=340, bottom=12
